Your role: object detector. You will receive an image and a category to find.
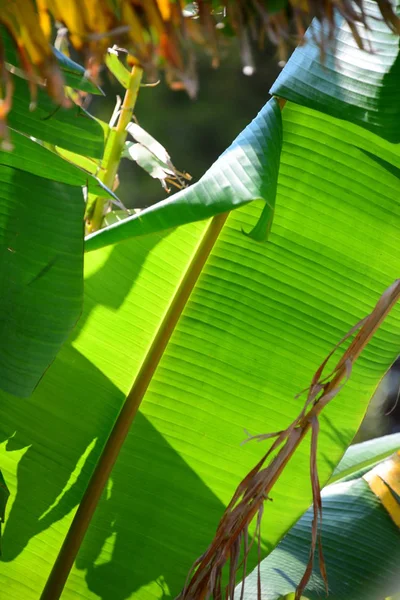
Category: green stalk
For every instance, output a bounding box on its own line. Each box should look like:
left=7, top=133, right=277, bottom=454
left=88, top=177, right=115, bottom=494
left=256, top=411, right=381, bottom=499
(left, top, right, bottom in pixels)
left=40, top=212, right=229, bottom=600
left=88, top=65, right=143, bottom=232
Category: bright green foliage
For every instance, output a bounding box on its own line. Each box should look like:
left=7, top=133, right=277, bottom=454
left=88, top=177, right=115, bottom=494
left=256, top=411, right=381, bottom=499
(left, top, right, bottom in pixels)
left=1, top=98, right=400, bottom=597
left=271, top=0, right=400, bottom=142
left=240, top=434, right=400, bottom=600
left=0, top=3, right=399, bottom=600
left=331, top=432, right=400, bottom=483
left=105, top=51, right=131, bottom=89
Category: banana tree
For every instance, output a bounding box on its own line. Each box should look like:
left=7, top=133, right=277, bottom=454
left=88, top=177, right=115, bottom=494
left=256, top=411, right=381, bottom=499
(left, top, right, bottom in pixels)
left=0, top=1, right=399, bottom=600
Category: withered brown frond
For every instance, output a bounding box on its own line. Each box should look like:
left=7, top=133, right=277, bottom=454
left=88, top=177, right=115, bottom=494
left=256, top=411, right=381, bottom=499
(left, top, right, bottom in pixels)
left=176, top=279, right=400, bottom=600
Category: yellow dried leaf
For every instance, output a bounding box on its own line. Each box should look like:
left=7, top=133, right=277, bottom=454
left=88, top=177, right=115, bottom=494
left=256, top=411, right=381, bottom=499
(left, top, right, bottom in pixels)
left=364, top=451, right=400, bottom=528
left=156, top=0, right=171, bottom=21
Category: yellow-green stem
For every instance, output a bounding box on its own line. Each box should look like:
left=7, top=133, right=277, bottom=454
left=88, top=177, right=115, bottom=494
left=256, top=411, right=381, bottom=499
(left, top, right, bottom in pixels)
left=89, top=65, right=143, bottom=232
left=40, top=212, right=229, bottom=600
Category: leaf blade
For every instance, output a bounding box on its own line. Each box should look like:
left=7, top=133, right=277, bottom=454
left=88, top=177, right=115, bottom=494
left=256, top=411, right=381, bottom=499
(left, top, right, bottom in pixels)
left=271, top=0, right=400, bottom=142
left=0, top=165, right=84, bottom=397
left=331, top=432, right=400, bottom=484
left=0, top=129, right=115, bottom=199
left=8, top=76, right=104, bottom=158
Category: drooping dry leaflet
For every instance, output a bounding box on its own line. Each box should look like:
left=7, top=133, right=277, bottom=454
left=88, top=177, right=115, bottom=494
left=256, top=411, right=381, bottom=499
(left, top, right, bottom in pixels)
left=177, top=279, right=400, bottom=600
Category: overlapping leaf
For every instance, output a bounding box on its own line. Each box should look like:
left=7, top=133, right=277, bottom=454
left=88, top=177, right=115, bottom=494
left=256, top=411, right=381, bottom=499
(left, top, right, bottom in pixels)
left=0, top=43, right=109, bottom=396
left=0, top=129, right=114, bottom=199
left=271, top=0, right=400, bottom=142
left=331, top=432, right=400, bottom=483
left=85, top=2, right=400, bottom=248
left=85, top=98, right=282, bottom=250
left=7, top=75, right=104, bottom=157
left=240, top=437, right=400, bottom=600
left=0, top=124, right=117, bottom=397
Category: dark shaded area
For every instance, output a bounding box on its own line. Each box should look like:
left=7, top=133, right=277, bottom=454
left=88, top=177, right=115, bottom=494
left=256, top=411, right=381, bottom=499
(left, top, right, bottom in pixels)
left=356, top=356, right=400, bottom=442
left=359, top=148, right=400, bottom=182
left=383, top=357, right=400, bottom=434
left=0, top=350, right=225, bottom=599
left=0, top=167, right=84, bottom=398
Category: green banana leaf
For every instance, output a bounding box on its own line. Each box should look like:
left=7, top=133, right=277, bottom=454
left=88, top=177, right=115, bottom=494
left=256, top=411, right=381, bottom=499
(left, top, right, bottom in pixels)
left=0, top=111, right=114, bottom=397
left=0, top=129, right=114, bottom=200
left=240, top=437, right=400, bottom=600
left=0, top=46, right=111, bottom=396
left=1, top=25, right=105, bottom=159
left=1, top=97, right=400, bottom=598
left=85, top=0, right=400, bottom=250
left=1, top=5, right=400, bottom=600
left=0, top=96, right=280, bottom=398
left=7, top=75, right=104, bottom=158
left=0, top=163, right=84, bottom=397
left=271, top=0, right=400, bottom=142
left=331, top=432, right=400, bottom=483
left=0, top=124, right=121, bottom=397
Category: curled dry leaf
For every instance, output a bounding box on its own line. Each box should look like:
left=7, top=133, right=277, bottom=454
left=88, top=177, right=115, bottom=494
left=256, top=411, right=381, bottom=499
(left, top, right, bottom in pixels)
left=176, top=279, right=400, bottom=600
left=124, top=121, right=191, bottom=192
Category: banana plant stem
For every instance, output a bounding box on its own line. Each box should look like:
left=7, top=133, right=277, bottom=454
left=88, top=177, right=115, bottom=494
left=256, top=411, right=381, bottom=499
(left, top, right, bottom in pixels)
left=40, top=212, right=229, bottom=600
left=89, top=65, right=143, bottom=232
